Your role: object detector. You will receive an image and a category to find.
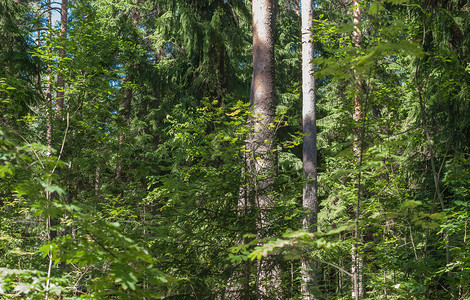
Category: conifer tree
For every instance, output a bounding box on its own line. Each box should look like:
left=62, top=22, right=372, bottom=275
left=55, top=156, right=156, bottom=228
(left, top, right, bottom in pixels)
left=249, top=0, right=279, bottom=297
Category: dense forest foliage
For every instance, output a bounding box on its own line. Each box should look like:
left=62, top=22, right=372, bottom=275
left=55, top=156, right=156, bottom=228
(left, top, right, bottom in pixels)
left=1, top=0, right=470, bottom=298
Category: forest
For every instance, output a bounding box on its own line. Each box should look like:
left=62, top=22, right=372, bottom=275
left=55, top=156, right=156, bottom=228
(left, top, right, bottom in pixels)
left=1, top=0, right=470, bottom=298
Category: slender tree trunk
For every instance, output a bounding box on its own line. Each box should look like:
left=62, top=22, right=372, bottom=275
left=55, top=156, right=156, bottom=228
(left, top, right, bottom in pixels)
left=45, top=0, right=53, bottom=158
left=95, top=166, right=100, bottom=195
left=56, top=0, right=67, bottom=113
left=44, top=2, right=54, bottom=298
left=301, top=0, right=317, bottom=298
left=352, top=0, right=362, bottom=155
left=351, top=0, right=364, bottom=299
left=459, top=219, right=467, bottom=299
left=250, top=0, right=279, bottom=297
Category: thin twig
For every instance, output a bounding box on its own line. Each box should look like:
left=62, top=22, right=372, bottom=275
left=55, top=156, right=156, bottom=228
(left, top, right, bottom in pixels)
left=313, top=257, right=353, bottom=278
left=51, top=111, right=70, bottom=176
left=409, top=224, right=419, bottom=260
left=45, top=245, right=53, bottom=299
left=11, top=130, right=45, bottom=169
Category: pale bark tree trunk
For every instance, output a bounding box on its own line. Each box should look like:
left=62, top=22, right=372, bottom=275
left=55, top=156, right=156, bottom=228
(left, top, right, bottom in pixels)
left=351, top=0, right=363, bottom=299
left=352, top=0, right=362, bottom=155
left=95, top=166, right=100, bottom=194
left=56, top=0, right=67, bottom=113
left=45, top=0, right=52, bottom=158
left=300, top=0, right=317, bottom=298
left=44, top=1, right=54, bottom=297
left=250, top=0, right=279, bottom=298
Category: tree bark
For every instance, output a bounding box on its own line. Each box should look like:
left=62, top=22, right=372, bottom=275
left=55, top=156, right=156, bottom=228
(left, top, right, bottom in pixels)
left=301, top=0, right=317, bottom=298
left=352, top=0, right=362, bottom=155
left=351, top=0, right=363, bottom=299
left=45, top=0, right=52, bottom=158
left=250, top=0, right=279, bottom=297
left=250, top=0, right=277, bottom=222
left=56, top=0, right=68, bottom=113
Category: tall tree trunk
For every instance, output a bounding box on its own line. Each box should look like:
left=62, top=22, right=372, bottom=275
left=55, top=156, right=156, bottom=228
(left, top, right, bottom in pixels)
left=45, top=0, right=52, bottom=158
left=300, top=0, right=317, bottom=298
left=351, top=0, right=363, bottom=299
left=250, top=0, right=279, bottom=298
left=44, top=1, right=54, bottom=297
left=251, top=0, right=277, bottom=223
left=224, top=0, right=279, bottom=293
left=352, top=0, right=362, bottom=154
left=56, top=0, right=67, bottom=113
